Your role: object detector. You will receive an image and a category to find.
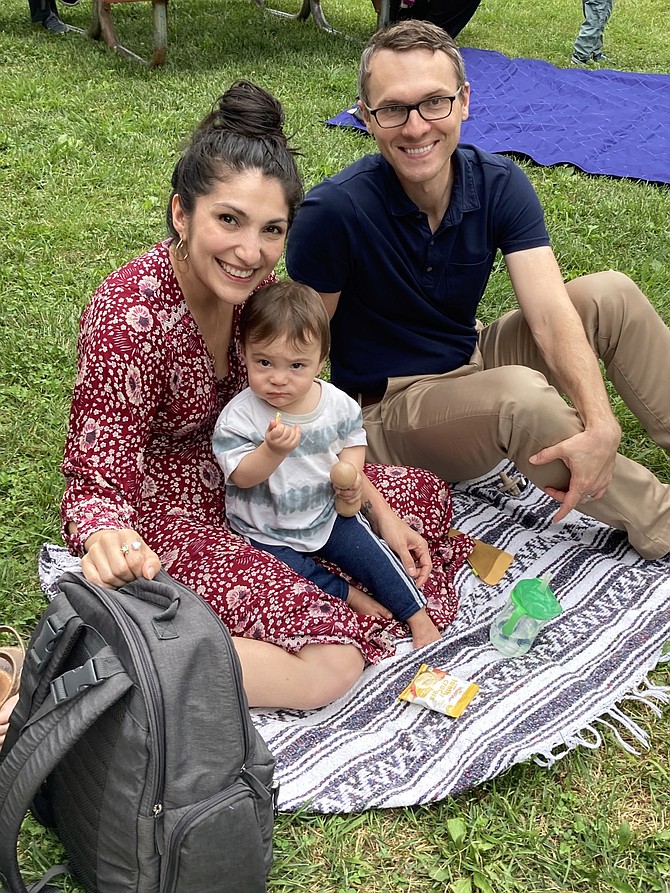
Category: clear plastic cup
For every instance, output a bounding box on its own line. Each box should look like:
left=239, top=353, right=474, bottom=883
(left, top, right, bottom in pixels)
left=489, top=575, right=562, bottom=658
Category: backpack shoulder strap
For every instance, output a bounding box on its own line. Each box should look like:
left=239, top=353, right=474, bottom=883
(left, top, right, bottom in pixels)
left=0, top=646, right=132, bottom=893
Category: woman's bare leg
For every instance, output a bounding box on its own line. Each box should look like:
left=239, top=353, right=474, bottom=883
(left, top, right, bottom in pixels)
left=233, top=639, right=365, bottom=710
left=0, top=643, right=364, bottom=745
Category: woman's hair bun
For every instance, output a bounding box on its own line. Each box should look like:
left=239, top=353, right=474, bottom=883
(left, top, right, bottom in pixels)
left=166, top=79, right=303, bottom=237
left=198, top=80, right=288, bottom=144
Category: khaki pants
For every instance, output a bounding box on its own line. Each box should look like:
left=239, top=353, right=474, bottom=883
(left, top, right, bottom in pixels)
left=363, top=271, right=670, bottom=559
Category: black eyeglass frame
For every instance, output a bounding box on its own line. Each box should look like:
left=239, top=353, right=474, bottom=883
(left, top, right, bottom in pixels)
left=364, top=86, right=465, bottom=129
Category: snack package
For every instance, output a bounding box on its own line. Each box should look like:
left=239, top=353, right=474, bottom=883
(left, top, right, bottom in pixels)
left=398, top=663, right=479, bottom=718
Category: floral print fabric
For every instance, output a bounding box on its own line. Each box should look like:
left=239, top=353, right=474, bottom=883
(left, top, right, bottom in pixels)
left=61, top=240, right=473, bottom=663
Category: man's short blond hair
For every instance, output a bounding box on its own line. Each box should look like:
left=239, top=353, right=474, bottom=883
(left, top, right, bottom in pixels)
left=358, top=20, right=467, bottom=106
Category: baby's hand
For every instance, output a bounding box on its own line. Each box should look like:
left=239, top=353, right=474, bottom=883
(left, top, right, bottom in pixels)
left=333, top=472, right=363, bottom=506
left=265, top=418, right=301, bottom=455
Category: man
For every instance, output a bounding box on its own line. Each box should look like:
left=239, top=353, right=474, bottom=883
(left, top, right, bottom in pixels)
left=286, top=20, right=670, bottom=560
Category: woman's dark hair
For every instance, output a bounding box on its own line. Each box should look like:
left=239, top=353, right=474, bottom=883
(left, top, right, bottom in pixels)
left=166, top=81, right=303, bottom=236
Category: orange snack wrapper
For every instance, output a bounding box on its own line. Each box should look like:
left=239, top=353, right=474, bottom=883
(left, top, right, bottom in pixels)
left=398, top=663, right=479, bottom=718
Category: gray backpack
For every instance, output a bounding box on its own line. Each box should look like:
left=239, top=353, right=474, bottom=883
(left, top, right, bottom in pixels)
left=0, top=570, right=277, bottom=893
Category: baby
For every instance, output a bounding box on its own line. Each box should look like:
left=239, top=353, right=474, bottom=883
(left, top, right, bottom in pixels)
left=212, top=280, right=441, bottom=649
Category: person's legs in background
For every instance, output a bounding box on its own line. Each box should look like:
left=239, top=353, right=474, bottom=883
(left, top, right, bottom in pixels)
left=389, top=0, right=482, bottom=39
left=28, top=0, right=79, bottom=34
left=572, top=0, right=612, bottom=63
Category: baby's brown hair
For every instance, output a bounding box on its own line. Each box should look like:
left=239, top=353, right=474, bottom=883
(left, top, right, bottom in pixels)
left=240, top=280, right=331, bottom=361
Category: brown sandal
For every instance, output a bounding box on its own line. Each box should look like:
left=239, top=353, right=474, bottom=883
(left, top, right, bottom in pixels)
left=0, top=626, right=25, bottom=708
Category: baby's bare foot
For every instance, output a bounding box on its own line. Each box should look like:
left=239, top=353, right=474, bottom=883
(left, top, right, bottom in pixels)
left=346, top=586, right=393, bottom=619
left=408, top=609, right=441, bottom=649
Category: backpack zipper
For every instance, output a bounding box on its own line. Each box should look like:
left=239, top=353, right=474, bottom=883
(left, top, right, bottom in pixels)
left=160, top=781, right=266, bottom=893
left=96, top=588, right=166, bottom=825
left=159, top=607, right=261, bottom=891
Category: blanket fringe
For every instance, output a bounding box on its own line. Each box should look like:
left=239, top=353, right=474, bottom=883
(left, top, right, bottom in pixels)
left=533, top=674, right=670, bottom=767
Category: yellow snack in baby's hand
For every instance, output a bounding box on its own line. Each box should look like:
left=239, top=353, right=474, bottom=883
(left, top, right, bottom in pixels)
left=275, top=411, right=282, bottom=425
left=398, top=663, right=479, bottom=718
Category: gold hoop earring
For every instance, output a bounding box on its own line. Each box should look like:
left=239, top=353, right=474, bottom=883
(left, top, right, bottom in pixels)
left=174, top=237, right=190, bottom=262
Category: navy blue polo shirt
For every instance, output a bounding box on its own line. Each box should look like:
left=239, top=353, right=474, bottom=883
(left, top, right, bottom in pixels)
left=286, top=145, right=551, bottom=398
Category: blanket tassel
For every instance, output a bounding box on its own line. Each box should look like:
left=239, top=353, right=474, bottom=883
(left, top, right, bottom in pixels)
left=533, top=674, right=670, bottom=767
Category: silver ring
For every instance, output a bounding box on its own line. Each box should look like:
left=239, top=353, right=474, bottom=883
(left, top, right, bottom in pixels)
left=130, top=540, right=142, bottom=551
left=583, top=494, right=593, bottom=501
left=120, top=543, right=130, bottom=555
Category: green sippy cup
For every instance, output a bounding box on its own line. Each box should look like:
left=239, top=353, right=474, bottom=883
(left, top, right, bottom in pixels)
left=489, top=575, right=563, bottom=657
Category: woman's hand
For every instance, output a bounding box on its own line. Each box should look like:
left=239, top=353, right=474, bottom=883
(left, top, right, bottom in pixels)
left=357, top=472, right=433, bottom=587
left=81, top=529, right=161, bottom=589
left=375, top=512, right=433, bottom=588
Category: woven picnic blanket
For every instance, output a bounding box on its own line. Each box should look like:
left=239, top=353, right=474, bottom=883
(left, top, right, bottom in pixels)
left=38, top=463, right=670, bottom=813
left=327, top=48, right=670, bottom=184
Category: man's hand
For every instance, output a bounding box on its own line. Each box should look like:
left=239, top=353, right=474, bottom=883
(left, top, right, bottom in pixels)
left=529, top=423, right=620, bottom=523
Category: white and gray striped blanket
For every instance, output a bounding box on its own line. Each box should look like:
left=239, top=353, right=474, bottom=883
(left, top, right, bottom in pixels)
left=38, top=463, right=670, bottom=814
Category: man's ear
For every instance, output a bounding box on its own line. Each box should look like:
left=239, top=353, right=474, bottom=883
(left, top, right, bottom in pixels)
left=356, top=99, right=372, bottom=133
left=460, top=82, right=471, bottom=122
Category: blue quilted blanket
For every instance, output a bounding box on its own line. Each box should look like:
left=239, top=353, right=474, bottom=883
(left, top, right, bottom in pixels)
left=327, top=49, right=670, bottom=184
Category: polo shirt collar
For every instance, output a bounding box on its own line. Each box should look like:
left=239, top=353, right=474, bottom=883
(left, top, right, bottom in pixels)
left=379, top=146, right=481, bottom=226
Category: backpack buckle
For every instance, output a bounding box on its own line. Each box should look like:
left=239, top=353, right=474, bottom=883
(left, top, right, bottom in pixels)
left=29, top=613, right=68, bottom=672
left=50, top=658, right=103, bottom=705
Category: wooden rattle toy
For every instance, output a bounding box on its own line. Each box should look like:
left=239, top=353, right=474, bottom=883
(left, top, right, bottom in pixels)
left=330, top=461, right=361, bottom=517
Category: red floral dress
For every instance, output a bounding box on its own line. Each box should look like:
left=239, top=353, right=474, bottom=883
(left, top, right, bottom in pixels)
left=61, top=241, right=473, bottom=663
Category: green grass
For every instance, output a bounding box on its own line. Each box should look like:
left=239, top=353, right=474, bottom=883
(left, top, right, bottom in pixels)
left=1, top=0, right=669, bottom=889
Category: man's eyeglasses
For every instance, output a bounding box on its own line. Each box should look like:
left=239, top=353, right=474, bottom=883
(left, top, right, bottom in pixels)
left=365, top=87, right=464, bottom=129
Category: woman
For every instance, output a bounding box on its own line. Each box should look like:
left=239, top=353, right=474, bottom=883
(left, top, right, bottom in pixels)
left=23, top=82, right=471, bottom=728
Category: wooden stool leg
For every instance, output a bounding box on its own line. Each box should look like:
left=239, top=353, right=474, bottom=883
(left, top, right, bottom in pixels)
left=294, top=0, right=311, bottom=20
left=88, top=0, right=102, bottom=39
left=87, top=0, right=166, bottom=66
left=150, top=0, right=168, bottom=67
left=254, top=0, right=334, bottom=33
left=308, top=0, right=333, bottom=30
left=377, top=0, right=391, bottom=27
left=96, top=0, right=126, bottom=57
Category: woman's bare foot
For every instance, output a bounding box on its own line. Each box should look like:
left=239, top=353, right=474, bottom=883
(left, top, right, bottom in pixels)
left=346, top=586, right=393, bottom=619
left=0, top=693, right=19, bottom=749
left=407, top=609, right=441, bottom=649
